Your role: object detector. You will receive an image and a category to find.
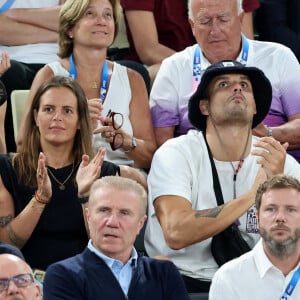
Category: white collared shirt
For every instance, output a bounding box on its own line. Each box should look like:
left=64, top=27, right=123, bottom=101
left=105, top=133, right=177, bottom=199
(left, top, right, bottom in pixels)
left=88, top=240, right=138, bottom=296
left=209, top=239, right=300, bottom=300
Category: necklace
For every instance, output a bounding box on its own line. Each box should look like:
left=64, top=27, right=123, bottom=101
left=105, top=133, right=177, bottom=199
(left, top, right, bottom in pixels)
left=213, top=125, right=251, bottom=199
left=47, top=162, right=75, bottom=191
left=90, top=80, right=98, bottom=89
left=68, top=53, right=109, bottom=102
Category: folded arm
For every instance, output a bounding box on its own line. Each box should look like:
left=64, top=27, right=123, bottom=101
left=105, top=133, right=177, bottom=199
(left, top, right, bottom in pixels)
left=154, top=168, right=266, bottom=250
left=0, top=5, right=63, bottom=45
left=0, top=15, right=57, bottom=45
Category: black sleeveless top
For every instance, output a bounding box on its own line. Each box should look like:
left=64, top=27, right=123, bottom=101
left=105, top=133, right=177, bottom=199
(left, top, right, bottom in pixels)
left=0, top=154, right=119, bottom=270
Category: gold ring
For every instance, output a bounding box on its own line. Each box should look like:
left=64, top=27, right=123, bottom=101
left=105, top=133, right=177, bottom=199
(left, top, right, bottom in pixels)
left=38, top=172, right=43, bottom=179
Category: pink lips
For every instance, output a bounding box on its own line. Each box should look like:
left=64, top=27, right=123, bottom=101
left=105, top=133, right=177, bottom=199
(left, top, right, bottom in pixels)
left=271, top=225, right=289, bottom=234
left=50, top=126, right=65, bottom=131
left=230, top=93, right=245, bottom=102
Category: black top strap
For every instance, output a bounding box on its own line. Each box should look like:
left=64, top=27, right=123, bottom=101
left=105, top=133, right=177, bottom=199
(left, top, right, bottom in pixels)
left=203, top=132, right=225, bottom=206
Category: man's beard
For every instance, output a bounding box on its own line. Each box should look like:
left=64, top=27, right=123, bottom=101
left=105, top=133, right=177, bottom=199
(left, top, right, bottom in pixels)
left=260, top=227, right=300, bottom=258
left=220, top=105, right=252, bottom=127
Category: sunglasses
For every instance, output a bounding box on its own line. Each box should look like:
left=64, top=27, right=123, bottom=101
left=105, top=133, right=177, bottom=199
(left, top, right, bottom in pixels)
left=105, top=110, right=124, bottom=151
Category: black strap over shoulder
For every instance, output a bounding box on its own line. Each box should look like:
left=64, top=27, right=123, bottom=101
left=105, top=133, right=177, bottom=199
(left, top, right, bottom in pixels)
left=203, top=132, right=224, bottom=205
left=202, top=131, right=251, bottom=266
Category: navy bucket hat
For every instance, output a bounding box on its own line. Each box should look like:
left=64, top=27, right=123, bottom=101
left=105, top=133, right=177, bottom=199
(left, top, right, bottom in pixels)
left=188, top=60, right=272, bottom=131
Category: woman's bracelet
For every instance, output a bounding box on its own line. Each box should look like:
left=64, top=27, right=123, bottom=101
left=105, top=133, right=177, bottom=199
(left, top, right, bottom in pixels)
left=34, top=191, right=50, bottom=205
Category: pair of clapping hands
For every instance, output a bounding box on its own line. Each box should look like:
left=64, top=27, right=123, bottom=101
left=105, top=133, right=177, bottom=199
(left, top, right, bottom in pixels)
left=35, top=148, right=106, bottom=203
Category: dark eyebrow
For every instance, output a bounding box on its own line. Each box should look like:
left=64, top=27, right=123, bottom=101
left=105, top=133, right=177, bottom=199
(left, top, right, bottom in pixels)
left=213, top=75, right=250, bottom=82
left=214, top=75, right=230, bottom=81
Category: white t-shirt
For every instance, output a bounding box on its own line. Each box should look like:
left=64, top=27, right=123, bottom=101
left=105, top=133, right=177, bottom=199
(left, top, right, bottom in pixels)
left=209, top=239, right=300, bottom=300
left=0, top=0, right=60, bottom=63
left=145, top=130, right=300, bottom=281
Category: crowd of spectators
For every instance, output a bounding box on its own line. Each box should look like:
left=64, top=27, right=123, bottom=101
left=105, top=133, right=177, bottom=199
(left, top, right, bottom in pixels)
left=0, top=0, right=300, bottom=299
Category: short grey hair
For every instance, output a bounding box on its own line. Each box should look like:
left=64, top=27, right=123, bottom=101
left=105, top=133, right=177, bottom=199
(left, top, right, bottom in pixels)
left=188, top=0, right=243, bottom=19
left=89, top=176, right=148, bottom=215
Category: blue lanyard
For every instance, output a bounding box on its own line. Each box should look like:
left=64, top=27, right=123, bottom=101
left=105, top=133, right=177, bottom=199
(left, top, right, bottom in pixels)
left=192, top=34, right=249, bottom=91
left=240, top=34, right=249, bottom=66
left=68, top=53, right=109, bottom=103
left=0, top=0, right=14, bottom=12
left=192, top=46, right=201, bottom=91
left=281, top=266, right=300, bottom=300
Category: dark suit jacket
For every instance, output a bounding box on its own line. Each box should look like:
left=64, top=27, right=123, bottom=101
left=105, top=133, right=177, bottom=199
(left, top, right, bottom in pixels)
left=43, top=247, right=189, bottom=300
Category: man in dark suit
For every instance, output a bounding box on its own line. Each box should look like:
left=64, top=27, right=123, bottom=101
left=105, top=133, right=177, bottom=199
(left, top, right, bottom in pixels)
left=43, top=176, right=189, bottom=300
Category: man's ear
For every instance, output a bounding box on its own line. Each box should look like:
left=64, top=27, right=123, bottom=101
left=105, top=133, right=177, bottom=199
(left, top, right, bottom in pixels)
left=188, top=18, right=196, bottom=36
left=199, top=100, right=209, bottom=116
left=239, top=11, right=245, bottom=27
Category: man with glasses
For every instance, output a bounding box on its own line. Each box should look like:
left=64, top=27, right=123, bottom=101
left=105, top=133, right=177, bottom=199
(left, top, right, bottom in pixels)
left=150, top=0, right=300, bottom=163
left=0, top=254, right=41, bottom=300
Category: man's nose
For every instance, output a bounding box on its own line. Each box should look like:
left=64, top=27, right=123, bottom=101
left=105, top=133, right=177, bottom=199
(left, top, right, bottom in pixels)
left=6, top=279, right=19, bottom=294
left=209, top=19, right=222, bottom=36
left=106, top=213, right=119, bottom=227
left=233, top=83, right=242, bottom=92
left=275, top=209, right=286, bottom=223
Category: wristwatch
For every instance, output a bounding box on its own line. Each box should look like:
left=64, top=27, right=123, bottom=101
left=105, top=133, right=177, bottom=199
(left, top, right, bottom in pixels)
left=124, top=136, right=137, bottom=153
left=78, top=194, right=89, bottom=204
left=265, top=125, right=273, bottom=137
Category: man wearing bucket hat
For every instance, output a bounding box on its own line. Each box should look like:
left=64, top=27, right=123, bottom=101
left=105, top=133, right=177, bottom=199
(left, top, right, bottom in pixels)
left=144, top=60, right=300, bottom=293
left=150, top=0, right=300, bottom=164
